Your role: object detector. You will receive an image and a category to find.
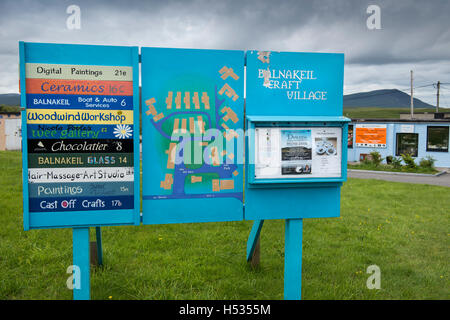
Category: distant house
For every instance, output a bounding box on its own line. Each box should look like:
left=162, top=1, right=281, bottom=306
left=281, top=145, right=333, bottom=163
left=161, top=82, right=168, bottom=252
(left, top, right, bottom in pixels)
left=0, top=113, right=21, bottom=151
left=347, top=115, right=450, bottom=168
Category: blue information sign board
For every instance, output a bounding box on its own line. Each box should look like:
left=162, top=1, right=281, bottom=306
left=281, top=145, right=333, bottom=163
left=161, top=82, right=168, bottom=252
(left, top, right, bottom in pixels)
left=20, top=42, right=140, bottom=230
left=19, top=43, right=347, bottom=300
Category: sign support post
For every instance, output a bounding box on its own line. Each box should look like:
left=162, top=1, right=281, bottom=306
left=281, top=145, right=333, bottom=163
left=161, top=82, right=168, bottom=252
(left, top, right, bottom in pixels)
left=283, top=218, right=303, bottom=300
left=246, top=220, right=264, bottom=264
left=95, top=227, right=103, bottom=266
left=73, top=227, right=90, bottom=300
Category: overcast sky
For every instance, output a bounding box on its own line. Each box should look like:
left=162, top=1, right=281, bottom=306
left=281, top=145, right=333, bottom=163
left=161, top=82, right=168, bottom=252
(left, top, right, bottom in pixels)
left=1, top=0, right=449, bottom=106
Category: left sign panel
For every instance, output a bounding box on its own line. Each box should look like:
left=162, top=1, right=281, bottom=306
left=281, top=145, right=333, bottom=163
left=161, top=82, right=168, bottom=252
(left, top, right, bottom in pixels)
left=20, top=42, right=140, bottom=230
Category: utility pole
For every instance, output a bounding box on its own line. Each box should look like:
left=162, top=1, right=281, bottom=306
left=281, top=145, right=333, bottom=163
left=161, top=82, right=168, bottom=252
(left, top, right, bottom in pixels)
left=436, top=81, right=440, bottom=113
left=410, top=70, right=414, bottom=119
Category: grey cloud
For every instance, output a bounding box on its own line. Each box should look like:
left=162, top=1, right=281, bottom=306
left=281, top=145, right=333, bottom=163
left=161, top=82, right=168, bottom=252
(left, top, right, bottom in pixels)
left=0, top=0, right=449, bottom=106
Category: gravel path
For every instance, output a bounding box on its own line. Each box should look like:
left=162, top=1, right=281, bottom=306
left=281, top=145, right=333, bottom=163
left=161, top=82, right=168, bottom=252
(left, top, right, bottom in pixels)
left=348, top=170, right=450, bottom=187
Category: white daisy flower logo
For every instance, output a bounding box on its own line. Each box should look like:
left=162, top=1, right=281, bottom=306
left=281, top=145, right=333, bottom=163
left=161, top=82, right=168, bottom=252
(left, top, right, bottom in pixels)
left=113, top=124, right=133, bottom=139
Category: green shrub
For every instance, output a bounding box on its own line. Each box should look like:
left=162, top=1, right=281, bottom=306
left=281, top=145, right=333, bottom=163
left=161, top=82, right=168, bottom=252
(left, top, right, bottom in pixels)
left=401, top=153, right=417, bottom=169
left=419, top=156, right=436, bottom=169
left=386, top=155, right=393, bottom=164
left=391, top=156, right=403, bottom=169
left=369, top=151, right=384, bottom=167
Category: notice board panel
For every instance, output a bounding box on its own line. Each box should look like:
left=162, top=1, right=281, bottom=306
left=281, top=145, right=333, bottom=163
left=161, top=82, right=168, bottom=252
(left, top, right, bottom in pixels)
left=254, top=126, right=342, bottom=179
left=20, top=42, right=140, bottom=230
left=141, top=47, right=244, bottom=225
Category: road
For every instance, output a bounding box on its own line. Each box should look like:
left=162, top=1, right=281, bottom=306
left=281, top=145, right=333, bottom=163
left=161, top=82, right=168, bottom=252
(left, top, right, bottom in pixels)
left=348, top=170, right=450, bottom=187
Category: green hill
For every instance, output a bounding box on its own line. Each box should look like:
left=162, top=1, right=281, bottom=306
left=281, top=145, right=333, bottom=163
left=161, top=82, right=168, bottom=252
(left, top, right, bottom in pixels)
left=343, top=107, right=438, bottom=119
left=344, top=89, right=434, bottom=109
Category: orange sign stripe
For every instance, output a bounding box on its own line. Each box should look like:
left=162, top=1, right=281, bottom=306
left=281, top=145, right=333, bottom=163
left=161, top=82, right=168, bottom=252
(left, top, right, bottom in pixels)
left=26, top=78, right=133, bottom=96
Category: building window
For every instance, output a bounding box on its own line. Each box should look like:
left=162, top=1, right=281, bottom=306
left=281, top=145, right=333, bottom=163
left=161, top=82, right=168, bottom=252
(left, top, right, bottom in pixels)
left=427, top=126, right=449, bottom=152
left=348, top=124, right=353, bottom=149
left=396, top=133, right=418, bottom=157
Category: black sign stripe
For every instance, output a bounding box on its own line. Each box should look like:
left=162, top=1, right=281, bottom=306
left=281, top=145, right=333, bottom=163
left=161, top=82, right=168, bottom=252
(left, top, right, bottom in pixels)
left=28, top=139, right=134, bottom=154
left=28, top=153, right=134, bottom=168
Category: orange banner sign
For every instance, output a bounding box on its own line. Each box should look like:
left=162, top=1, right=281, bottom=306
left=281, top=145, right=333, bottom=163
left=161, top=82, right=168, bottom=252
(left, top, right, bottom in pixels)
left=355, top=124, right=387, bottom=148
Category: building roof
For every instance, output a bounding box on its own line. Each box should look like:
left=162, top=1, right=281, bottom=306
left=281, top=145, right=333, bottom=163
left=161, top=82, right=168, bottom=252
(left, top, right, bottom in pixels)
left=351, top=118, right=450, bottom=123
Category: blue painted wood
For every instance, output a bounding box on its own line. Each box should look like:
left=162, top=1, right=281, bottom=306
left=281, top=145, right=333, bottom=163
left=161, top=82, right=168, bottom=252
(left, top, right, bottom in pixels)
left=246, top=51, right=344, bottom=117
left=19, top=42, right=29, bottom=231
left=95, top=227, right=103, bottom=266
left=245, top=187, right=341, bottom=221
left=73, top=227, right=90, bottom=300
left=28, top=209, right=136, bottom=229
left=24, top=42, right=136, bottom=66
left=131, top=47, right=141, bottom=226
left=247, top=116, right=351, bottom=123
left=342, top=123, right=349, bottom=180
left=246, top=220, right=264, bottom=261
left=284, top=219, right=303, bottom=300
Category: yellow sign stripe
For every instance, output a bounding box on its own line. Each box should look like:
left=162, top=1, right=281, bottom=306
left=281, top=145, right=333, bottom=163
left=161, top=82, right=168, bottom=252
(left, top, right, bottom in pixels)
left=27, top=109, right=133, bottom=125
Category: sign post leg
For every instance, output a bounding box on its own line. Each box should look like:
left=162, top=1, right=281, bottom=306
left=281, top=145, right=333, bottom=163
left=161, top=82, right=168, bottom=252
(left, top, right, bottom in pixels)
left=95, top=227, right=103, bottom=266
left=250, top=237, right=261, bottom=267
left=246, top=220, right=264, bottom=264
left=73, top=227, right=90, bottom=300
left=284, top=218, right=303, bottom=300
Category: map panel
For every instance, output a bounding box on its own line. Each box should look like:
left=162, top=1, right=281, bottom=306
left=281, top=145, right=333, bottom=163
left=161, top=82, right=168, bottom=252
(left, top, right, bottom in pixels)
left=141, top=48, right=244, bottom=224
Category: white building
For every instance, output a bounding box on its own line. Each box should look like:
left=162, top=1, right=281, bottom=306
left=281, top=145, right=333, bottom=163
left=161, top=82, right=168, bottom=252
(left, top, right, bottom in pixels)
left=0, top=114, right=21, bottom=151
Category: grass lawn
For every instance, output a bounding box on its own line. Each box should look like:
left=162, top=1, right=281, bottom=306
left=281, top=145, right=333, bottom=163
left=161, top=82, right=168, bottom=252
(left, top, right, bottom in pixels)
left=0, top=151, right=449, bottom=300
